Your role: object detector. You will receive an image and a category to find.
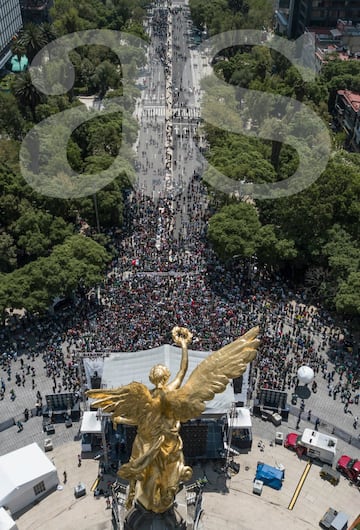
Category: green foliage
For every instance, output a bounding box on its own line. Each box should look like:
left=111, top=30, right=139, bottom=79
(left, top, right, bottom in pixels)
left=208, top=202, right=297, bottom=269
left=335, top=272, right=360, bottom=317
left=206, top=132, right=276, bottom=184
left=189, top=0, right=272, bottom=33
left=90, top=60, right=122, bottom=98
left=320, top=59, right=360, bottom=109
left=17, top=23, right=49, bottom=62
left=0, top=92, right=26, bottom=140
left=12, top=71, right=46, bottom=120
left=256, top=224, right=297, bottom=266
left=0, top=233, right=17, bottom=272
left=51, top=0, right=147, bottom=36
left=11, top=206, right=74, bottom=260
left=0, top=235, right=110, bottom=318
left=208, top=203, right=260, bottom=261
left=0, top=0, right=146, bottom=318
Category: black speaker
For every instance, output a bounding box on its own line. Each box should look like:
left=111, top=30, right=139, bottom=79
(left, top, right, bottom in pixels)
left=233, top=376, right=243, bottom=394
left=90, top=376, right=102, bottom=389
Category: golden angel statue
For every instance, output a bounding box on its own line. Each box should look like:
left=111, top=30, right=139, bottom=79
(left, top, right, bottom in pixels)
left=86, top=326, right=259, bottom=513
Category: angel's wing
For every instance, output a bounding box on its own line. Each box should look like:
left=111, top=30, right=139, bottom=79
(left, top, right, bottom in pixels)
left=86, top=382, right=153, bottom=426
left=166, top=326, right=260, bottom=422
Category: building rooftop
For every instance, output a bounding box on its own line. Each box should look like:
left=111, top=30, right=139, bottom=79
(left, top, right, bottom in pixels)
left=337, top=89, right=360, bottom=112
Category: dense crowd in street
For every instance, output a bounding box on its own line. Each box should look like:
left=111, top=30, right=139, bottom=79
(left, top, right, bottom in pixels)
left=1, top=176, right=358, bottom=433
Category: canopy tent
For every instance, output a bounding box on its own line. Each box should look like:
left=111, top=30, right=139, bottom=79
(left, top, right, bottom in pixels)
left=99, top=344, right=235, bottom=415
left=0, top=507, right=18, bottom=530
left=228, top=407, right=252, bottom=429
left=80, top=411, right=103, bottom=434
left=80, top=411, right=104, bottom=452
left=255, top=463, right=284, bottom=490
left=0, top=443, right=58, bottom=515
left=10, top=55, right=28, bottom=72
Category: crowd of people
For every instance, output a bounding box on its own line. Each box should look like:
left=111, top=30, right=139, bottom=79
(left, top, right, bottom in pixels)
left=0, top=174, right=359, bottom=432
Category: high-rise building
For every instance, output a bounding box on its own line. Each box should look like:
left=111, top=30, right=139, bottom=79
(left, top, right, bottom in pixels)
left=276, top=0, right=360, bottom=38
left=20, top=0, right=51, bottom=24
left=0, top=0, right=23, bottom=70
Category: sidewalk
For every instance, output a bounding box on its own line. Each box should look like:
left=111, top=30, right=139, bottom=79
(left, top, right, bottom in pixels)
left=16, top=442, right=112, bottom=530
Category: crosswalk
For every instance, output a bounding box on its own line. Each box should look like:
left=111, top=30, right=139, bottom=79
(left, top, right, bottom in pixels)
left=141, top=104, right=166, bottom=113
left=141, top=106, right=201, bottom=119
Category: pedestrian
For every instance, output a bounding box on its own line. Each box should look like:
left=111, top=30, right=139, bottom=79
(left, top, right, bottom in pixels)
left=78, top=454, right=82, bottom=467
left=296, top=419, right=300, bottom=430
left=307, top=410, right=311, bottom=422
left=16, top=421, right=23, bottom=432
left=315, top=417, right=320, bottom=431
left=63, top=471, right=67, bottom=483
left=106, top=497, right=111, bottom=509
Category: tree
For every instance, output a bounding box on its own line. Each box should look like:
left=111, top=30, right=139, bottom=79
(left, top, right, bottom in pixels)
left=335, top=271, right=360, bottom=355
left=336, top=272, right=360, bottom=317
left=256, top=224, right=297, bottom=269
left=208, top=203, right=261, bottom=261
left=0, top=235, right=110, bottom=317
left=52, top=7, right=93, bottom=36
left=0, top=274, right=14, bottom=325
left=323, top=225, right=360, bottom=280
left=11, top=40, right=26, bottom=64
left=257, top=152, right=360, bottom=268
left=18, top=23, right=48, bottom=62
left=0, top=92, right=26, bottom=140
left=0, top=233, right=17, bottom=273
left=12, top=71, right=45, bottom=120
left=90, top=60, right=122, bottom=99
left=11, top=208, right=74, bottom=260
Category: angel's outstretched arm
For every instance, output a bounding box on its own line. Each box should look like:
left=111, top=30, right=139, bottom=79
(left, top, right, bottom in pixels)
left=167, top=327, right=192, bottom=391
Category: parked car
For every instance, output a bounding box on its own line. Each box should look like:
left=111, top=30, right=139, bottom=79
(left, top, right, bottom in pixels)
left=336, top=455, right=360, bottom=484
left=320, top=464, right=340, bottom=486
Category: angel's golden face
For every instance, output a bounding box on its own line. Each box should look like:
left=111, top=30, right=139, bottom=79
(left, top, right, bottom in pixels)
left=149, top=364, right=171, bottom=388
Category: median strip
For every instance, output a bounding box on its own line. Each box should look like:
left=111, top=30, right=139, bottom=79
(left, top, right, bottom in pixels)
left=288, top=460, right=312, bottom=510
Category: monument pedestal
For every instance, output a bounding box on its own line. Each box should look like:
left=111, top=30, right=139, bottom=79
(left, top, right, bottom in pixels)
left=124, top=501, right=187, bottom=530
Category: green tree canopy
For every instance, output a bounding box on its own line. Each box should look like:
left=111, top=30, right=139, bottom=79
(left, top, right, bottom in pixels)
left=208, top=202, right=261, bottom=261
left=0, top=235, right=110, bottom=319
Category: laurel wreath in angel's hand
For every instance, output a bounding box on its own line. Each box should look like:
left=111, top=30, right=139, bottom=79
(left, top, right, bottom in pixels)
left=171, top=326, right=193, bottom=347
left=86, top=326, right=260, bottom=425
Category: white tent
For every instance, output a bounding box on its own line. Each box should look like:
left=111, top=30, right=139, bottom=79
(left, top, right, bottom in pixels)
left=100, top=345, right=235, bottom=415
left=228, top=407, right=252, bottom=429
left=0, top=507, right=18, bottom=530
left=80, top=411, right=104, bottom=452
left=80, top=411, right=103, bottom=434
left=0, top=443, right=59, bottom=516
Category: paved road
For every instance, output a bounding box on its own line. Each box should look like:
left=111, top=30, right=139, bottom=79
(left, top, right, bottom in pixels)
left=14, top=427, right=360, bottom=530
